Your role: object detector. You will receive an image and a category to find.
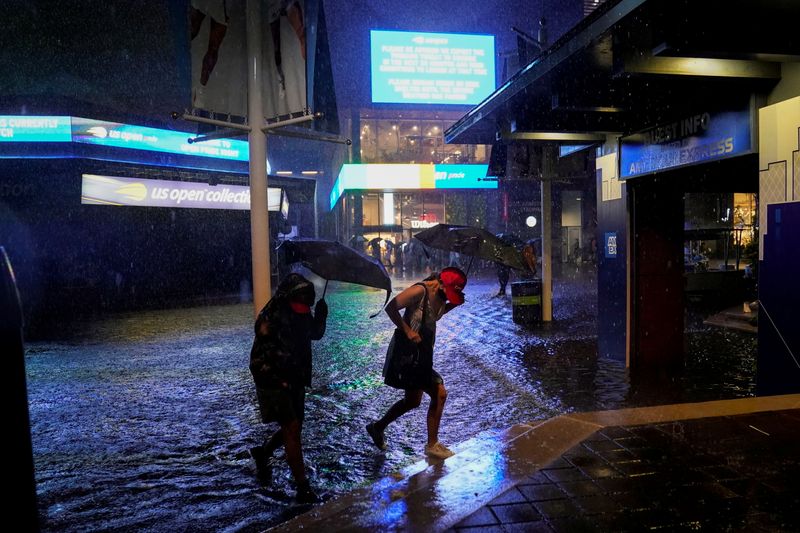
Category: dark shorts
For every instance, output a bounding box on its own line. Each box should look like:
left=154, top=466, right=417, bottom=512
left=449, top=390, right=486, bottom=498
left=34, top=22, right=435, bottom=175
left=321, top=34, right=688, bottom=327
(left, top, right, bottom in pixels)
left=400, top=369, right=444, bottom=391
left=256, top=385, right=305, bottom=425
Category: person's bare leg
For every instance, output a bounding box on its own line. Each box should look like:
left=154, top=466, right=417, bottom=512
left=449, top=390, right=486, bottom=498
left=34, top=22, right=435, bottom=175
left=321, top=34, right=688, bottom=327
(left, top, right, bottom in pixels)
left=425, top=383, right=447, bottom=446
left=375, top=389, right=423, bottom=432
left=201, top=19, right=228, bottom=85
left=282, top=419, right=306, bottom=483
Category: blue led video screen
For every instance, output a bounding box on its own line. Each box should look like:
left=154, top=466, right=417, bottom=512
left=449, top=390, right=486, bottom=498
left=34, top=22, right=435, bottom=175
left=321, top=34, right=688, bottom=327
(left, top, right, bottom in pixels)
left=370, top=30, right=495, bottom=105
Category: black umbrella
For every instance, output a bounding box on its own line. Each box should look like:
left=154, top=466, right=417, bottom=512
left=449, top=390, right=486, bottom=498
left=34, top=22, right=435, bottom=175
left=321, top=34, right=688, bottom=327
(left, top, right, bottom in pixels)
left=277, top=238, right=392, bottom=303
left=414, top=224, right=528, bottom=270
left=495, top=233, right=525, bottom=250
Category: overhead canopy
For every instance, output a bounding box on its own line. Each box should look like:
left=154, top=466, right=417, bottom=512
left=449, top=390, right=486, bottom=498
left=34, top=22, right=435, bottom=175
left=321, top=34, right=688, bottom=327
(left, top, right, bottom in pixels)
left=445, top=0, right=799, bottom=145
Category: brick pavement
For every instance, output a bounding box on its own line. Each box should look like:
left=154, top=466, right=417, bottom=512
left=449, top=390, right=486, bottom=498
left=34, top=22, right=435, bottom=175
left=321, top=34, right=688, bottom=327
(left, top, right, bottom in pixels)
left=451, top=409, right=800, bottom=532
left=269, top=395, right=800, bottom=532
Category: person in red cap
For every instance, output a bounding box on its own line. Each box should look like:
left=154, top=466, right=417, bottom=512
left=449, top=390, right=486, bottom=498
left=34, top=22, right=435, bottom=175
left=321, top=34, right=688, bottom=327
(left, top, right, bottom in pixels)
left=366, top=266, right=467, bottom=460
left=248, top=273, right=328, bottom=503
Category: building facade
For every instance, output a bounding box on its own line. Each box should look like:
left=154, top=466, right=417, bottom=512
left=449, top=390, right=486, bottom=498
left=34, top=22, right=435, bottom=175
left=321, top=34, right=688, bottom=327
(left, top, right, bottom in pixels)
left=445, top=0, right=800, bottom=392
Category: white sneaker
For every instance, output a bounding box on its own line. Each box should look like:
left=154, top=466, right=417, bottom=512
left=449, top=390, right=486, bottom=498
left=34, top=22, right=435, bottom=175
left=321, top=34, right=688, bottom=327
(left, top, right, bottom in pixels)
left=424, top=441, right=455, bottom=460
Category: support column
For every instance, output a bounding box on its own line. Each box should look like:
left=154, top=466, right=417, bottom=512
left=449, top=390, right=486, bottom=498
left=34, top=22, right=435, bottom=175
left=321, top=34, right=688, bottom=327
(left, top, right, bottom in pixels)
left=540, top=144, right=556, bottom=321
left=630, top=179, right=684, bottom=370
left=247, top=0, right=270, bottom=316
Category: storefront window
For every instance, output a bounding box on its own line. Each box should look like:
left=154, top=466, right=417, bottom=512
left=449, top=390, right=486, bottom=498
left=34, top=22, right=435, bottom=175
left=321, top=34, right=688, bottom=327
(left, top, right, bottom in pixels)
left=359, top=119, right=377, bottom=161
left=357, top=117, right=488, bottom=165
left=362, top=193, right=381, bottom=226
left=732, top=192, right=757, bottom=247
left=684, top=192, right=757, bottom=272
left=419, top=191, right=445, bottom=227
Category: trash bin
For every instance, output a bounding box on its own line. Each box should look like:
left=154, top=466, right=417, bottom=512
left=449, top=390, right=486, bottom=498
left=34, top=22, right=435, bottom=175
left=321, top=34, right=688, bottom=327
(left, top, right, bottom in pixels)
left=511, top=279, right=542, bottom=326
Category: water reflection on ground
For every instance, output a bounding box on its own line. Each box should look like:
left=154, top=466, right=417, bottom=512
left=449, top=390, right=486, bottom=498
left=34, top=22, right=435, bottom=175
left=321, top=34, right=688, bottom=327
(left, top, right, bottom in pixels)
left=25, top=269, right=755, bottom=531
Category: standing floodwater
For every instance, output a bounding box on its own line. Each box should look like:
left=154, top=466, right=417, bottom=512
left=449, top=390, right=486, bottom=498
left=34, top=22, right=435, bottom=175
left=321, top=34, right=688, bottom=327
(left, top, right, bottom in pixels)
left=25, top=273, right=755, bottom=531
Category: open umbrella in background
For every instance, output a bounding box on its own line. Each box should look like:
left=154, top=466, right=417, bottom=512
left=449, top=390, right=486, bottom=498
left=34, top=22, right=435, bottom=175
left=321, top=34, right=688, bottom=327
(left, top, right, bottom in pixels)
left=277, top=238, right=392, bottom=308
left=495, top=233, right=525, bottom=250
left=348, top=234, right=367, bottom=250
left=366, top=236, right=383, bottom=258
left=414, top=224, right=528, bottom=271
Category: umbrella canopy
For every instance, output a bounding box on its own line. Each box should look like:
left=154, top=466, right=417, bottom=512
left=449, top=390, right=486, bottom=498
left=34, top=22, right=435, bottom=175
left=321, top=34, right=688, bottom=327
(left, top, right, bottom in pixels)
left=367, top=237, right=383, bottom=246
left=278, top=238, right=392, bottom=299
left=414, top=224, right=528, bottom=270
left=495, top=233, right=525, bottom=250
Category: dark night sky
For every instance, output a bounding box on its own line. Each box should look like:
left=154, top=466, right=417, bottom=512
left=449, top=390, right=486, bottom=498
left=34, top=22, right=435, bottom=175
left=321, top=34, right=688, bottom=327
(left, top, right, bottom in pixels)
left=0, top=0, right=583, bottom=123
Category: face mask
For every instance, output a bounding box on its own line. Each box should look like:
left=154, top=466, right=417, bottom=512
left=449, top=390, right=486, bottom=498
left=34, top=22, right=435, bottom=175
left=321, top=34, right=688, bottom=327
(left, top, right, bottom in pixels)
left=289, top=301, right=311, bottom=314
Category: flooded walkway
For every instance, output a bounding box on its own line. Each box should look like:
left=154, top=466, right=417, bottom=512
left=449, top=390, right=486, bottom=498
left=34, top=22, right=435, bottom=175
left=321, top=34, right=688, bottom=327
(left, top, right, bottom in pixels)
left=273, top=395, right=800, bottom=532
left=25, top=270, right=756, bottom=531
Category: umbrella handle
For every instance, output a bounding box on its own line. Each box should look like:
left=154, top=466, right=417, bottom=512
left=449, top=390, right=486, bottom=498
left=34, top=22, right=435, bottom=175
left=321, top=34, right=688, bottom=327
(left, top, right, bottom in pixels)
left=322, top=280, right=328, bottom=299
left=369, top=289, right=392, bottom=319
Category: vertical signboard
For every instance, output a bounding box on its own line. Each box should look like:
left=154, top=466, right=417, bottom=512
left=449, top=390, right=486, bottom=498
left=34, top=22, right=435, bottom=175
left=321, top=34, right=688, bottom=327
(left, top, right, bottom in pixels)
left=188, top=0, right=337, bottom=132
left=604, top=232, right=618, bottom=258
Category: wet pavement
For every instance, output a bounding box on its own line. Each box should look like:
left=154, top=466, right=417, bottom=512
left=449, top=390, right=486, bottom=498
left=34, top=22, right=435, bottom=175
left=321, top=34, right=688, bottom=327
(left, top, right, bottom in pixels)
left=270, top=396, right=800, bottom=532
left=452, top=408, right=800, bottom=532
left=24, top=267, right=759, bottom=531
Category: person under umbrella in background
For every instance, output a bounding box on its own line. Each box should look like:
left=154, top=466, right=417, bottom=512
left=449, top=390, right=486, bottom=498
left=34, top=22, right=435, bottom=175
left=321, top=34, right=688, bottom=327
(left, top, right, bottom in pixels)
left=248, top=273, right=328, bottom=503
left=383, top=238, right=395, bottom=269
left=494, top=233, right=525, bottom=296
left=366, top=267, right=467, bottom=460
left=369, top=238, right=382, bottom=263
left=495, top=262, right=511, bottom=296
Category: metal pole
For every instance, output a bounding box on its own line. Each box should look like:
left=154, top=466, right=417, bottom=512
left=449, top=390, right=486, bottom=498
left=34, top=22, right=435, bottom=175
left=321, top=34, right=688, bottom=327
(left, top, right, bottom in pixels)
left=247, top=0, right=271, bottom=317
left=262, top=113, right=315, bottom=130
left=313, top=180, right=319, bottom=238
left=541, top=145, right=554, bottom=321
left=182, top=113, right=251, bottom=130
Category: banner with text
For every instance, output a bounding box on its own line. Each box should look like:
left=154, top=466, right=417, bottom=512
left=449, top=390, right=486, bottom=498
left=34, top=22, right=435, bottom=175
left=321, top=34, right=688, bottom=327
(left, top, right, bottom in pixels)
left=329, top=163, right=493, bottom=208
left=0, top=116, right=72, bottom=142
left=81, top=174, right=283, bottom=211
left=620, top=106, right=752, bottom=179
left=72, top=117, right=249, bottom=161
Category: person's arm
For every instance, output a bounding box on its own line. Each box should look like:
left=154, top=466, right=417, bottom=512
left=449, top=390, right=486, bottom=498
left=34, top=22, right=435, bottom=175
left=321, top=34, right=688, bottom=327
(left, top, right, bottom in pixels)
left=310, top=298, right=328, bottom=340
left=385, top=284, right=425, bottom=343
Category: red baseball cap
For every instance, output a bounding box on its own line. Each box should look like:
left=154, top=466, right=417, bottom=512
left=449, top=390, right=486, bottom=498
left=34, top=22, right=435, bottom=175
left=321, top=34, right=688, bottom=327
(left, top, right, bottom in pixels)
left=439, top=267, right=467, bottom=305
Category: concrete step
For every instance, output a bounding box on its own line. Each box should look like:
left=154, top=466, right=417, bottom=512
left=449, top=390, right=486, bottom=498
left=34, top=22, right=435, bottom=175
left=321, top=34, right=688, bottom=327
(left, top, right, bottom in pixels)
left=704, top=305, right=757, bottom=333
